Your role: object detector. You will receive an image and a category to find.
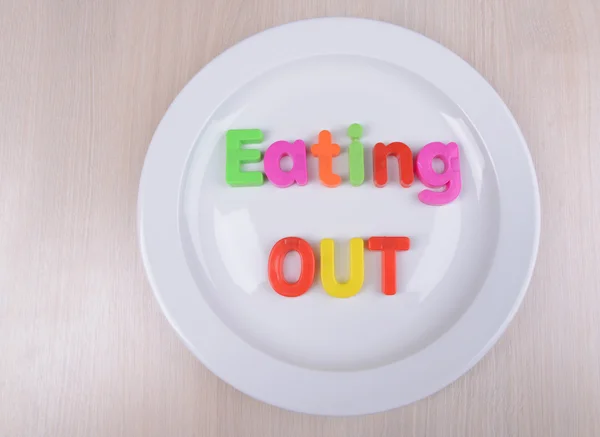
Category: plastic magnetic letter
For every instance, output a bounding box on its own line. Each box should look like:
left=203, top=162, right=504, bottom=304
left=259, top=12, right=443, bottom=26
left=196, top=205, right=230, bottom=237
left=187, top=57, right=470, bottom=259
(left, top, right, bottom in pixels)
left=225, top=129, right=264, bottom=187
left=311, top=130, right=341, bottom=187
left=367, top=237, right=410, bottom=295
left=373, top=142, right=414, bottom=188
left=320, top=238, right=364, bottom=298
left=415, top=142, right=461, bottom=205
left=348, top=123, right=365, bottom=186
left=268, top=237, right=315, bottom=297
left=263, top=140, right=308, bottom=187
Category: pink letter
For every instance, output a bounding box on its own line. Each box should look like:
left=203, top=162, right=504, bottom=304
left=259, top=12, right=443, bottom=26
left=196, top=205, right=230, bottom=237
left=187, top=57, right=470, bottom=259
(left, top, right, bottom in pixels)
left=264, top=140, right=308, bottom=188
left=415, top=142, right=461, bottom=205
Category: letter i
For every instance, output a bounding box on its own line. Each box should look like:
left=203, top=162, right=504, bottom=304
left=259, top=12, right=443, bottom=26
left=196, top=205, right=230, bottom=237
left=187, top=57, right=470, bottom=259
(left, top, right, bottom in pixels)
left=348, top=123, right=364, bottom=186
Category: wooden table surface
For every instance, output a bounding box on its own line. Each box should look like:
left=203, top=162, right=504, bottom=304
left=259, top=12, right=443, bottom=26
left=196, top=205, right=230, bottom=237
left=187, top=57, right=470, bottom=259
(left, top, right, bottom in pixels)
left=1, top=0, right=599, bottom=436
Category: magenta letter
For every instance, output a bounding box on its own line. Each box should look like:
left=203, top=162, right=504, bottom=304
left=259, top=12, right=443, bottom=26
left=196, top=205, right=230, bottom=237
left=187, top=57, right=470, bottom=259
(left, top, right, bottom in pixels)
left=264, top=140, right=308, bottom=187
left=415, top=142, right=462, bottom=205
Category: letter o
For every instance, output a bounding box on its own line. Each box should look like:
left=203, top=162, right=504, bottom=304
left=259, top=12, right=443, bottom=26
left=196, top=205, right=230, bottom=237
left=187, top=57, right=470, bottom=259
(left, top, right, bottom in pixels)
left=268, top=237, right=315, bottom=297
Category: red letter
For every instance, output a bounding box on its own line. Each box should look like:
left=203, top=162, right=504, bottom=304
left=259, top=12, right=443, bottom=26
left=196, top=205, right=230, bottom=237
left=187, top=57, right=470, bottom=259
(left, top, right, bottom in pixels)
left=373, top=142, right=414, bottom=188
left=311, top=130, right=341, bottom=187
left=367, top=237, right=410, bottom=295
left=268, top=237, right=315, bottom=297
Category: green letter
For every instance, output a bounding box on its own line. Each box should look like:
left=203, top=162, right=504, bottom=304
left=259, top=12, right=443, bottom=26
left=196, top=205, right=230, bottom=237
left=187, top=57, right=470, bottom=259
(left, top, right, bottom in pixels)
left=348, top=123, right=364, bottom=186
left=226, top=129, right=264, bottom=186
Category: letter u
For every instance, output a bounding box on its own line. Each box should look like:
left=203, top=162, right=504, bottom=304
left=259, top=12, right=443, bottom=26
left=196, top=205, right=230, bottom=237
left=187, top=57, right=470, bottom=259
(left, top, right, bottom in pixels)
left=320, top=238, right=364, bottom=298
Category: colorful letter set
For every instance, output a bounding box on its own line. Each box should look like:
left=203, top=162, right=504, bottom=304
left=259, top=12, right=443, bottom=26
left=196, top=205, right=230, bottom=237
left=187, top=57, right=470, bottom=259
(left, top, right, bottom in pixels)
left=226, top=124, right=462, bottom=298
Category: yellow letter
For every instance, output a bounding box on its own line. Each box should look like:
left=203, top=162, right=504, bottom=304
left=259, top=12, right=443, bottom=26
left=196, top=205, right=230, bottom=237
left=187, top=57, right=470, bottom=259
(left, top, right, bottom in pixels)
left=320, top=238, right=364, bottom=298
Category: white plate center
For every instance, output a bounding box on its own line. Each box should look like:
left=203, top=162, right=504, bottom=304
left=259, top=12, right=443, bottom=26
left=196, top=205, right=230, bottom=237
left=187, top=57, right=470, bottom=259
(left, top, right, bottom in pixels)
left=181, top=55, right=500, bottom=371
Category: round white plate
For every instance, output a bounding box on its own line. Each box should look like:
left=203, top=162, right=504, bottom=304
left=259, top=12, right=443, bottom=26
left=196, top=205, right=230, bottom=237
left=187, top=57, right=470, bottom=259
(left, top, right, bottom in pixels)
left=138, top=18, right=540, bottom=416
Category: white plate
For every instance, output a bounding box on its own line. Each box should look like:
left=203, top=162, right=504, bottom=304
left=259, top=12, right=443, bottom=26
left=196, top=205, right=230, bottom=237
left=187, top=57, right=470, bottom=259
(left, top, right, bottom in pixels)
left=138, top=18, right=540, bottom=416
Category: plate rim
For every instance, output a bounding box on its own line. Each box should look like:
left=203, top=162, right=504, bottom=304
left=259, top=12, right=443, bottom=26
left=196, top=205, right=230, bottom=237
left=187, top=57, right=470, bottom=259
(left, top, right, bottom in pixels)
left=138, top=17, right=540, bottom=415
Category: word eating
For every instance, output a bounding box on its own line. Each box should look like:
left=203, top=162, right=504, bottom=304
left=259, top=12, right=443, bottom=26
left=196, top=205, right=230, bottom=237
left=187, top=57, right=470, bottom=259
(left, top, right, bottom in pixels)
left=225, top=123, right=462, bottom=205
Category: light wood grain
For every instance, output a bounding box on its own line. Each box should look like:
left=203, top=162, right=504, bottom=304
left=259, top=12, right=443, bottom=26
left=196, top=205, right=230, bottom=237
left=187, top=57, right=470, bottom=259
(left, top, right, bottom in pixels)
left=1, top=0, right=599, bottom=436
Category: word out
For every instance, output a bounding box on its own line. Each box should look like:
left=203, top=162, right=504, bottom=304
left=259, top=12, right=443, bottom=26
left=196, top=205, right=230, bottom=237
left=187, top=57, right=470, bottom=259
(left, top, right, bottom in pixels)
left=225, top=124, right=462, bottom=205
left=268, top=236, right=410, bottom=298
